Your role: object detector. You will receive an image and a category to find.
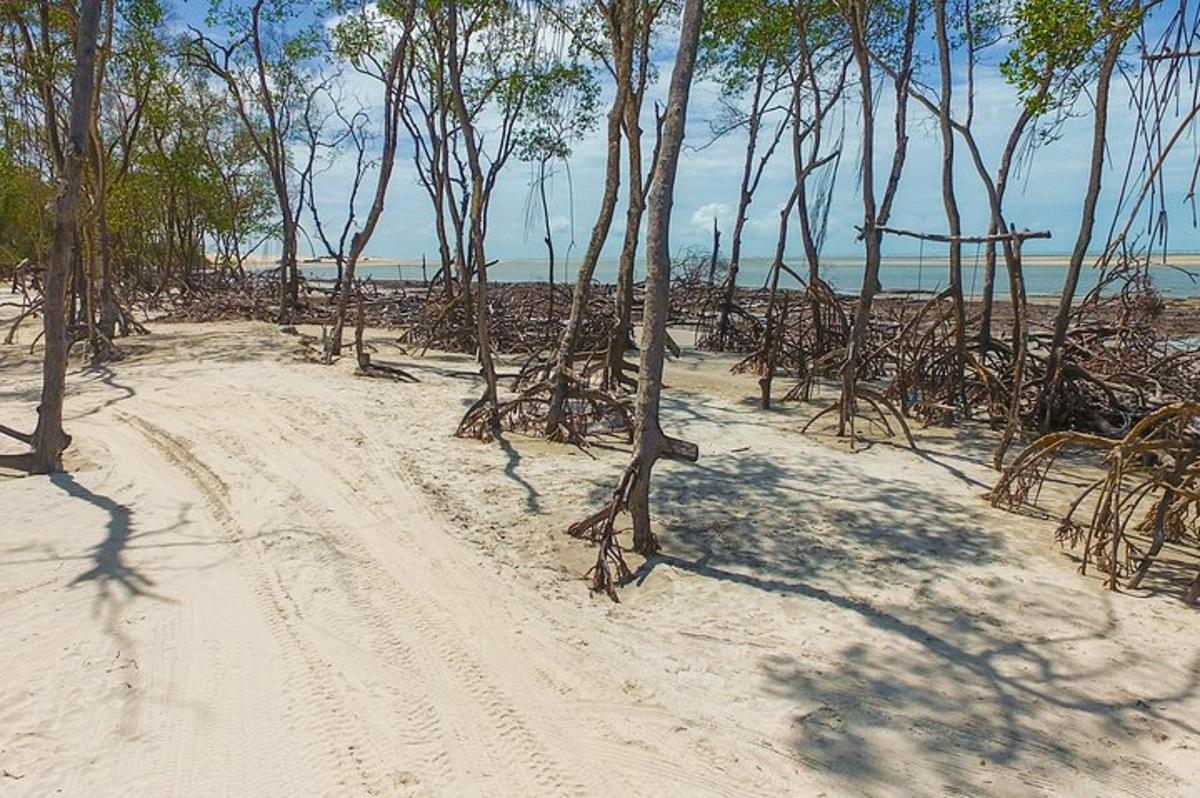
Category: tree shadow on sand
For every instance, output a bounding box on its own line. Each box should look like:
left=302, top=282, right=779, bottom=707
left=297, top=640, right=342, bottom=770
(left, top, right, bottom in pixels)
left=758, top=593, right=1200, bottom=795
left=617, top=445, right=1002, bottom=596
left=53, top=472, right=164, bottom=601
left=600, top=439, right=1200, bottom=794
left=498, top=437, right=542, bottom=513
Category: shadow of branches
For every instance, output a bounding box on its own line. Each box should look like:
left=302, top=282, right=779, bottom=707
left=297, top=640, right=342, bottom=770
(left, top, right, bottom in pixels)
left=56, top=472, right=160, bottom=600
left=759, top=592, right=1199, bottom=794
left=620, top=444, right=1002, bottom=596
left=589, top=392, right=1200, bottom=794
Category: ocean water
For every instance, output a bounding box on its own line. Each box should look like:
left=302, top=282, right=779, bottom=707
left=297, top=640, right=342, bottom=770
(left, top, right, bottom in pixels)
left=300, top=255, right=1200, bottom=298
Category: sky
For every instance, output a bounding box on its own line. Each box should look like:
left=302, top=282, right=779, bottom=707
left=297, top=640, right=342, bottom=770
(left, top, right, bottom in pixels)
left=177, top=1, right=1200, bottom=264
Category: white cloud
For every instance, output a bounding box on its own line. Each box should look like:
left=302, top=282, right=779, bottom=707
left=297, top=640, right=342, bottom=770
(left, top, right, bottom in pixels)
left=690, top=203, right=732, bottom=230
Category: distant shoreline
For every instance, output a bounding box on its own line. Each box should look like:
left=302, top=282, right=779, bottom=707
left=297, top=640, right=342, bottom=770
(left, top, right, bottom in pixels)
left=243, top=254, right=1200, bottom=269
left=226, top=253, right=1200, bottom=298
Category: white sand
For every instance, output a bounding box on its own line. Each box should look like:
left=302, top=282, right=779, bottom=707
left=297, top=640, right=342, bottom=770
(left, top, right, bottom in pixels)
left=1, top=311, right=1198, bottom=796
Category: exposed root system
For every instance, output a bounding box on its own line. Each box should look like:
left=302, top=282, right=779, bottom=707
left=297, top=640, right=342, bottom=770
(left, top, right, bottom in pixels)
left=991, top=402, right=1200, bottom=603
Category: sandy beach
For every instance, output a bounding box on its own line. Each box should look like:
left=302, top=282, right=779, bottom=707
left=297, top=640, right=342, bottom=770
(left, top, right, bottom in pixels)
left=2, top=309, right=1198, bottom=796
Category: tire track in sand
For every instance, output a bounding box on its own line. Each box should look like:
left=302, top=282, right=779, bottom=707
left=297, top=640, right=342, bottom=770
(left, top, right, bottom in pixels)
left=119, top=413, right=400, bottom=797
left=205, top=412, right=587, bottom=796
left=294, top=393, right=767, bottom=798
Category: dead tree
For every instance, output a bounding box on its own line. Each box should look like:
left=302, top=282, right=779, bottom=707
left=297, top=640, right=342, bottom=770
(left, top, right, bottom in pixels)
left=568, top=0, right=704, bottom=600
left=710, top=60, right=792, bottom=349
left=187, top=0, right=312, bottom=321
left=1, top=0, right=101, bottom=473
left=306, top=98, right=369, bottom=299
left=399, top=16, right=465, bottom=321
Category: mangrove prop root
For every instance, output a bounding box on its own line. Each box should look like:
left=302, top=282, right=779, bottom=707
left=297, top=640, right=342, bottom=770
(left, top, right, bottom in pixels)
left=990, top=402, right=1200, bottom=602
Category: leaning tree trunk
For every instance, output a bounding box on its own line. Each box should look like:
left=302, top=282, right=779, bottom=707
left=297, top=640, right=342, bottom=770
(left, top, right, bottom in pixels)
left=798, top=175, right=825, bottom=352
left=543, top=7, right=633, bottom=437
left=758, top=189, right=798, bottom=409
left=29, top=0, right=102, bottom=473
left=716, top=61, right=766, bottom=346
left=1041, top=37, right=1122, bottom=431
left=328, top=25, right=412, bottom=360
left=604, top=82, right=648, bottom=392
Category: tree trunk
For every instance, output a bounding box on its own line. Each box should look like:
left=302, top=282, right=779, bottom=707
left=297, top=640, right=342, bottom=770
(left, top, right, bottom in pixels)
left=961, top=93, right=1040, bottom=358
left=447, top=0, right=500, bottom=434
left=705, top=215, right=720, bottom=286
left=838, top=5, right=882, bottom=437
left=279, top=215, right=298, bottom=321
left=792, top=68, right=826, bottom=355
left=838, top=0, right=915, bottom=438
left=29, top=0, right=102, bottom=473
left=539, top=155, right=556, bottom=325
left=759, top=189, right=799, bottom=409
left=604, top=81, right=647, bottom=391
left=979, top=238, right=997, bottom=354
left=544, top=2, right=633, bottom=436
left=798, top=176, right=825, bottom=352
left=717, top=61, right=765, bottom=345
left=93, top=0, right=118, bottom=345
left=96, top=182, right=118, bottom=342
left=1041, top=38, right=1121, bottom=431
left=993, top=228, right=1028, bottom=469
left=934, top=0, right=966, bottom=410
left=839, top=228, right=882, bottom=437
left=625, top=0, right=704, bottom=554
left=328, top=28, right=411, bottom=359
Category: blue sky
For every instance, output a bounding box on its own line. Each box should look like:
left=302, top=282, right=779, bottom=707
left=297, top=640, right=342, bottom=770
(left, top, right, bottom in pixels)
left=176, top=1, right=1200, bottom=263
